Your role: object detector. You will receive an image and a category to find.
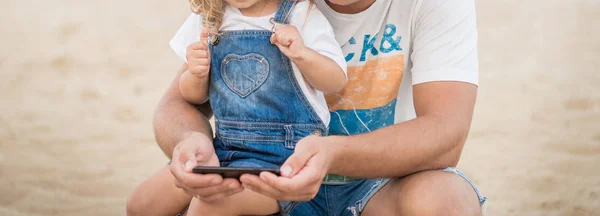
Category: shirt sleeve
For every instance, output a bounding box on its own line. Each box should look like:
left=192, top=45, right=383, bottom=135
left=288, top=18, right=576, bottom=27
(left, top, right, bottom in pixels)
left=169, top=14, right=204, bottom=63
left=292, top=3, right=348, bottom=81
left=410, top=0, right=479, bottom=85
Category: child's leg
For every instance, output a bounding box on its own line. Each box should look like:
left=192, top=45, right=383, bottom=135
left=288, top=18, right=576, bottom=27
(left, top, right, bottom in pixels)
left=187, top=188, right=279, bottom=216
left=127, top=164, right=192, bottom=216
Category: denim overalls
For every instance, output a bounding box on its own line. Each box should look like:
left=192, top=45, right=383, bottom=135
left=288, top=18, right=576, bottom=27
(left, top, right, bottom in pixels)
left=208, top=0, right=327, bottom=170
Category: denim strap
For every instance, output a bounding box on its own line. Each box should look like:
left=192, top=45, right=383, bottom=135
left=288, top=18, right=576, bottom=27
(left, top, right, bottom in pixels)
left=273, top=0, right=297, bottom=24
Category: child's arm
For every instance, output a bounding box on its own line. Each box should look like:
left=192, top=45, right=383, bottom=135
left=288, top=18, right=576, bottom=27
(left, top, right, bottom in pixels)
left=271, top=25, right=346, bottom=93
left=179, top=29, right=211, bottom=104
left=179, top=71, right=209, bottom=104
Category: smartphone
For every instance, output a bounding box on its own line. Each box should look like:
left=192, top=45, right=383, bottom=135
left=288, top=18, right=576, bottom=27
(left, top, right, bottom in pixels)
left=192, top=166, right=281, bottom=179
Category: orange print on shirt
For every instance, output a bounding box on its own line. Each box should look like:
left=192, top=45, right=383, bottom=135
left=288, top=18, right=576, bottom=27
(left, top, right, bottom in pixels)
left=326, top=55, right=404, bottom=110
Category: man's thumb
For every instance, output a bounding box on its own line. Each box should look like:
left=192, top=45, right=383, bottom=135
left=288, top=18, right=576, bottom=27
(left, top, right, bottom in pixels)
left=184, top=159, right=197, bottom=172
left=176, top=145, right=198, bottom=172
left=281, top=150, right=313, bottom=177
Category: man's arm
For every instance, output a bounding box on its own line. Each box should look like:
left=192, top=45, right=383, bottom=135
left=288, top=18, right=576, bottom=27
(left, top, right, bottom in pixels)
left=327, top=81, right=477, bottom=177
left=157, top=64, right=245, bottom=201
left=322, top=0, right=480, bottom=177
left=239, top=81, right=477, bottom=201
left=153, top=63, right=213, bottom=158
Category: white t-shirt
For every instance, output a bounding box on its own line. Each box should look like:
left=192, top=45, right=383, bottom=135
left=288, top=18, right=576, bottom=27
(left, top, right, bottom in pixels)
left=314, top=0, right=479, bottom=134
left=170, top=2, right=347, bottom=126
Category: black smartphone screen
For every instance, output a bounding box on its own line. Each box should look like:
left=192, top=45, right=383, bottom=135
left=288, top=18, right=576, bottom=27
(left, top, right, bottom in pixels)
left=192, top=166, right=281, bottom=179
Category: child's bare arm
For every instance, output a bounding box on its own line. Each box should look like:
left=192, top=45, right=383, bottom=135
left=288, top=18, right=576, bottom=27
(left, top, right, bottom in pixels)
left=179, top=71, right=209, bottom=104
left=271, top=25, right=346, bottom=93
left=289, top=48, right=346, bottom=93
left=180, top=29, right=212, bottom=104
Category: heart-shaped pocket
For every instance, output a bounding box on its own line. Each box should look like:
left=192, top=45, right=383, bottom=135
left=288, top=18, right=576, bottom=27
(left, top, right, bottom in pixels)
left=220, top=53, right=270, bottom=98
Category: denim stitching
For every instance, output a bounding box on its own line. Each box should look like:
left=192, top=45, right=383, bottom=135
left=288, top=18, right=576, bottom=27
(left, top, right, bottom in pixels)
left=219, top=134, right=289, bottom=142
left=280, top=53, right=326, bottom=128
left=219, top=138, right=229, bottom=149
left=214, top=123, right=221, bottom=139
left=286, top=60, right=320, bottom=126
left=273, top=0, right=295, bottom=24
left=216, top=120, right=325, bottom=140
left=282, top=201, right=302, bottom=215
left=218, top=131, right=307, bottom=141
left=229, top=139, right=246, bottom=149
left=218, top=125, right=322, bottom=131
left=353, top=179, right=391, bottom=214
left=325, top=185, right=333, bottom=216
left=225, top=151, right=236, bottom=161
left=217, top=123, right=322, bottom=128
left=217, top=126, right=318, bottom=130
left=442, top=167, right=488, bottom=205
left=220, top=30, right=273, bottom=36
left=216, top=120, right=322, bottom=128
left=221, top=54, right=268, bottom=95
left=284, top=125, right=294, bottom=149
left=218, top=133, right=304, bottom=143
left=220, top=53, right=269, bottom=98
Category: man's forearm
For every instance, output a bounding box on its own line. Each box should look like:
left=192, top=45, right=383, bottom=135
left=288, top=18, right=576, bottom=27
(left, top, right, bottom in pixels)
left=328, top=115, right=466, bottom=178
left=153, top=64, right=214, bottom=158
left=327, top=82, right=477, bottom=178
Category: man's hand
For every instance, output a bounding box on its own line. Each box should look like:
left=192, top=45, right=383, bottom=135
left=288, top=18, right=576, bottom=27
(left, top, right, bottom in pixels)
left=169, top=132, right=244, bottom=202
left=186, top=28, right=211, bottom=79
left=239, top=135, right=334, bottom=201
left=270, top=25, right=307, bottom=60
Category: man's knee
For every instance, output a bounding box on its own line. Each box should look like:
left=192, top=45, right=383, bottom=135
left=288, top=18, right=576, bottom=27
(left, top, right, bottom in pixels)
left=126, top=191, right=150, bottom=216
left=393, top=170, right=482, bottom=216
left=187, top=198, right=234, bottom=216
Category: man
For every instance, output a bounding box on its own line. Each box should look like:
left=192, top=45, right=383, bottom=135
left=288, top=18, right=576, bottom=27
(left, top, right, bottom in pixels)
left=128, top=0, right=486, bottom=215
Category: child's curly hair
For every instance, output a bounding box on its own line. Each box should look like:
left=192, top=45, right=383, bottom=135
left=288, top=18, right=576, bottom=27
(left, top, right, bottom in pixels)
left=189, top=0, right=226, bottom=34
left=189, top=0, right=312, bottom=34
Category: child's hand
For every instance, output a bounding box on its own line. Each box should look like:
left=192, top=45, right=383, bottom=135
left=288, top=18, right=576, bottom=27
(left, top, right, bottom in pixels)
left=186, top=28, right=211, bottom=79
left=270, top=25, right=307, bottom=60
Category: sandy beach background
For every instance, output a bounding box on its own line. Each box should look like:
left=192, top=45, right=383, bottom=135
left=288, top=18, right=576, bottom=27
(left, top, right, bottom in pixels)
left=1, top=0, right=598, bottom=215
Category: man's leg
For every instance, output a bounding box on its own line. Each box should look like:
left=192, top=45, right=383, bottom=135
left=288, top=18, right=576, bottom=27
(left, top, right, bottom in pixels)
left=187, top=188, right=279, bottom=216
left=127, top=164, right=192, bottom=216
left=361, top=169, right=484, bottom=216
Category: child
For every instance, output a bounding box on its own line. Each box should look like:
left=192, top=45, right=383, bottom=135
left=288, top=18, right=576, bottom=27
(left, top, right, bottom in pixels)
left=129, top=0, right=346, bottom=215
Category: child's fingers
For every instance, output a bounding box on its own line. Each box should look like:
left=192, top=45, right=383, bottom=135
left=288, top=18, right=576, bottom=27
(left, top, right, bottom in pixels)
left=200, top=28, right=210, bottom=41
left=188, top=65, right=210, bottom=78
left=201, top=27, right=209, bottom=35
left=271, top=25, right=291, bottom=45
left=188, top=58, right=210, bottom=67
left=275, top=30, right=293, bottom=46
left=187, top=49, right=209, bottom=59
left=274, top=43, right=292, bottom=57
left=189, top=65, right=209, bottom=73
left=186, top=44, right=208, bottom=64
left=187, top=41, right=208, bottom=51
left=270, top=33, right=278, bottom=45
left=186, top=51, right=208, bottom=65
left=278, top=33, right=293, bottom=46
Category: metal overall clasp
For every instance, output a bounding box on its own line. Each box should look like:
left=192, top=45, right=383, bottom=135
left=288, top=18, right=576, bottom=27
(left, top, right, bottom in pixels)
left=269, top=17, right=285, bottom=33
left=208, top=34, right=219, bottom=46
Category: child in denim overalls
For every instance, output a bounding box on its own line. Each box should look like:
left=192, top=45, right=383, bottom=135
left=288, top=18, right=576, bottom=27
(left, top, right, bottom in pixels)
left=177, top=0, right=347, bottom=215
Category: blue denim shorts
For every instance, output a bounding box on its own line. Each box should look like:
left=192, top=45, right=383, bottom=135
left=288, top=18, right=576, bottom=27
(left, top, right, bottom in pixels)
left=278, top=167, right=487, bottom=216
left=174, top=166, right=487, bottom=216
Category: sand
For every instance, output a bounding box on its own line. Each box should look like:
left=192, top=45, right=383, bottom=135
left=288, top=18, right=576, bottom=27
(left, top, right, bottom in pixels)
left=0, top=0, right=598, bottom=215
